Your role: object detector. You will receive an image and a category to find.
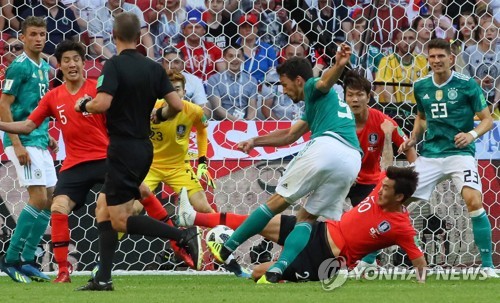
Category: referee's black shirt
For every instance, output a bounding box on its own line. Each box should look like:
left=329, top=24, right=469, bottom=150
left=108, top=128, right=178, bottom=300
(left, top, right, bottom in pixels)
left=97, top=49, right=174, bottom=139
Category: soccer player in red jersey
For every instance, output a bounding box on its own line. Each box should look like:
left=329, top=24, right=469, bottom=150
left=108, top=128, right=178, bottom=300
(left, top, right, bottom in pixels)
left=178, top=165, right=426, bottom=283
left=343, top=70, right=417, bottom=207
left=0, top=40, right=194, bottom=283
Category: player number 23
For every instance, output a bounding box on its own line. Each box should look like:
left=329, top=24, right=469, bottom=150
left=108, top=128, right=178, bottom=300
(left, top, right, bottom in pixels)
left=150, top=131, right=163, bottom=141
left=463, top=169, right=479, bottom=184
left=431, top=103, right=448, bottom=118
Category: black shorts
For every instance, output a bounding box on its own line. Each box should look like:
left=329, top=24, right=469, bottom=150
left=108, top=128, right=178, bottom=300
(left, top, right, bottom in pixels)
left=347, top=183, right=376, bottom=207
left=53, top=160, right=106, bottom=211
left=278, top=215, right=335, bottom=282
left=102, top=138, right=153, bottom=206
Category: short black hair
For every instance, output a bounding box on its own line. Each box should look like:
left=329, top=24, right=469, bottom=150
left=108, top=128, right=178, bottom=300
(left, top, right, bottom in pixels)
left=54, top=40, right=86, bottom=64
left=163, top=46, right=185, bottom=60
left=343, top=69, right=371, bottom=95
left=428, top=38, right=452, bottom=54
left=276, top=57, right=313, bottom=82
left=386, top=166, right=419, bottom=203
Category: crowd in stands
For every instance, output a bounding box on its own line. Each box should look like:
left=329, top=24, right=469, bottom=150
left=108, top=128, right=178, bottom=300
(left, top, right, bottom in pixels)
left=0, top=0, right=499, bottom=120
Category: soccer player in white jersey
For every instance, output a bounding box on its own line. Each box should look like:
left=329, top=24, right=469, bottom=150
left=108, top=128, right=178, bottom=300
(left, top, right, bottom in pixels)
left=400, top=38, right=497, bottom=277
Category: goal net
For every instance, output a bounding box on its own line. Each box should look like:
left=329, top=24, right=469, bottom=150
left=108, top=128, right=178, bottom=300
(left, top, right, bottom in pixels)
left=0, top=0, right=498, bottom=273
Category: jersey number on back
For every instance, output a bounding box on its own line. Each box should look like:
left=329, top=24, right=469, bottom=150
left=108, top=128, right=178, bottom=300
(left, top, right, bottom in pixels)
left=431, top=103, right=447, bottom=118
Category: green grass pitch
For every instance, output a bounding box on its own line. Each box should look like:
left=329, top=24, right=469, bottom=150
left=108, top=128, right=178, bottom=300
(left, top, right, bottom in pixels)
left=0, top=275, right=499, bottom=303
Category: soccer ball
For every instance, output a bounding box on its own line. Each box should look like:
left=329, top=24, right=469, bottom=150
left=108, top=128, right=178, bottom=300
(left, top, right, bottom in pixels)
left=205, top=225, right=234, bottom=244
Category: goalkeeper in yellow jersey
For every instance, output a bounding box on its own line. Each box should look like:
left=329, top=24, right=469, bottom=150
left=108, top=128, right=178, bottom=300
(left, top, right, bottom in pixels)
left=132, top=71, right=215, bottom=270
left=138, top=70, right=216, bottom=215
left=141, top=70, right=215, bottom=213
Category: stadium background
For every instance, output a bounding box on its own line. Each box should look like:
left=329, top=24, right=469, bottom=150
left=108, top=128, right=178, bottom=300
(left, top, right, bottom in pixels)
left=0, top=0, right=499, bottom=273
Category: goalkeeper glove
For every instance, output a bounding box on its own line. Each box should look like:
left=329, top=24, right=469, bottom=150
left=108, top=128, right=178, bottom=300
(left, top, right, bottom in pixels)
left=197, top=156, right=216, bottom=189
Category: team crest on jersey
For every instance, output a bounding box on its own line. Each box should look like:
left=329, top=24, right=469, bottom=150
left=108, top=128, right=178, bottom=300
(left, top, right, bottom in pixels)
left=38, top=70, right=44, bottom=80
left=435, top=90, right=443, bottom=101
left=368, top=133, right=378, bottom=145
left=448, top=88, right=458, bottom=100
left=176, top=125, right=187, bottom=138
left=378, top=221, right=391, bottom=233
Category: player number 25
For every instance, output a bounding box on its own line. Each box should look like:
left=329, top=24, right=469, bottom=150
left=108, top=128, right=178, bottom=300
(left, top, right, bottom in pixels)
left=431, top=103, right=448, bottom=118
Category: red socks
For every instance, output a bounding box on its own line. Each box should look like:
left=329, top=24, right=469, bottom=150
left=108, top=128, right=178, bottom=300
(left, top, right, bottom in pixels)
left=140, top=194, right=169, bottom=222
left=194, top=212, right=248, bottom=230
left=51, top=213, right=70, bottom=273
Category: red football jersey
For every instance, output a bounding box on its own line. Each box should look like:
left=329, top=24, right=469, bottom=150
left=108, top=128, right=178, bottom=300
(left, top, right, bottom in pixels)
left=175, top=41, right=222, bottom=81
left=28, top=79, right=108, bottom=171
left=326, top=173, right=423, bottom=267
left=356, top=108, right=407, bottom=185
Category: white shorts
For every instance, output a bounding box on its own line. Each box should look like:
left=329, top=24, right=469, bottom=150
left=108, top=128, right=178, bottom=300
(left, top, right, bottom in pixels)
left=412, top=155, right=482, bottom=200
left=4, top=146, right=57, bottom=188
left=275, top=136, right=361, bottom=220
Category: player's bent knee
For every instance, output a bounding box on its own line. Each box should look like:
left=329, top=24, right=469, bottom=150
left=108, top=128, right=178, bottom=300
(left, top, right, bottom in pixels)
left=51, top=197, right=72, bottom=215
left=190, top=191, right=213, bottom=213
left=462, top=187, right=483, bottom=211
left=296, top=208, right=317, bottom=223
left=132, top=200, right=144, bottom=215
left=266, top=194, right=289, bottom=214
left=110, top=216, right=128, bottom=232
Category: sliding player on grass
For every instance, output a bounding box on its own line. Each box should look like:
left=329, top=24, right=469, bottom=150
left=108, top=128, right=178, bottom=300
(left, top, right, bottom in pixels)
left=180, top=120, right=427, bottom=283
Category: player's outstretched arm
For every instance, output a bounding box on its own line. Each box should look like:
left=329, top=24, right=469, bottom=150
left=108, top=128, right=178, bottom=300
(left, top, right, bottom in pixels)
left=411, top=256, right=427, bottom=283
left=454, top=107, right=493, bottom=149
left=75, top=93, right=112, bottom=114
left=380, top=119, right=395, bottom=170
left=238, top=120, right=310, bottom=153
left=315, top=43, right=351, bottom=94
left=0, top=119, right=37, bottom=135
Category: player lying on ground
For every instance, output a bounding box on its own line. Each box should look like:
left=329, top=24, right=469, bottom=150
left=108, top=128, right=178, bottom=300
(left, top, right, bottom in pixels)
left=0, top=40, right=201, bottom=282
left=179, top=165, right=427, bottom=283
left=343, top=69, right=418, bottom=268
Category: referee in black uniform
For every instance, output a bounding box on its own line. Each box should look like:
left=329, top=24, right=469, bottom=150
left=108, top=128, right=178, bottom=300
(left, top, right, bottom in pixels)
left=74, top=12, right=200, bottom=291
